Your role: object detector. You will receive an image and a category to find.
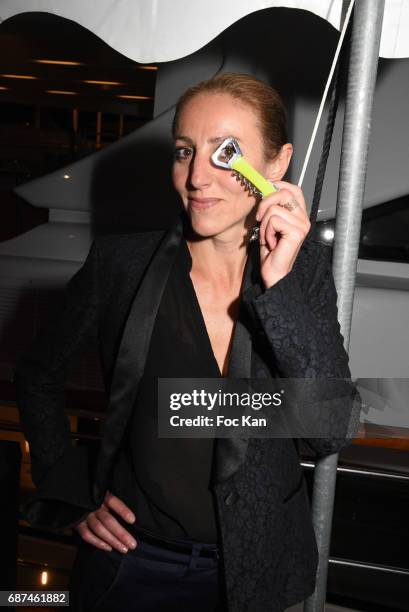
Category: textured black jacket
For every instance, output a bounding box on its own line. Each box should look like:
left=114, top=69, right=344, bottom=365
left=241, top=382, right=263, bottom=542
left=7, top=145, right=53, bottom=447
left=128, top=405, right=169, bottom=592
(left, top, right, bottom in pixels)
left=15, top=217, right=360, bottom=612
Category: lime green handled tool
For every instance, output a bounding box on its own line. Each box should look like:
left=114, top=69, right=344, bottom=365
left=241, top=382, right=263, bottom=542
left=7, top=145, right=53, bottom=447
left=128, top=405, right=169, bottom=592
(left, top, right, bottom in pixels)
left=211, top=137, right=277, bottom=240
left=211, top=137, right=277, bottom=198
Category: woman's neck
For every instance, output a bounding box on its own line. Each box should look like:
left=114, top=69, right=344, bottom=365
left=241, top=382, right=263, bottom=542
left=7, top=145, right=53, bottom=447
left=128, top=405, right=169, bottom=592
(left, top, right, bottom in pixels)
left=186, top=230, right=249, bottom=290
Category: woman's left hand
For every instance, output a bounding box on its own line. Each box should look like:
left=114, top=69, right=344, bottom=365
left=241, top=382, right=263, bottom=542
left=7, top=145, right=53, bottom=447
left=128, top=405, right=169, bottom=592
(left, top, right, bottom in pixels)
left=256, top=180, right=311, bottom=289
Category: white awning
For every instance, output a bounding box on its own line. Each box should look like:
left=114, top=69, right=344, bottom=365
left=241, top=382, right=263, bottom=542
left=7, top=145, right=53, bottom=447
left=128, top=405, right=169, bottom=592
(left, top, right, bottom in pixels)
left=1, top=0, right=408, bottom=62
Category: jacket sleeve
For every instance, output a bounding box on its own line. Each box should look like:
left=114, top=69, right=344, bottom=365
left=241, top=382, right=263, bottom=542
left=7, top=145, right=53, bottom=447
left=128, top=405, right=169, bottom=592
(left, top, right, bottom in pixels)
left=242, top=239, right=361, bottom=458
left=14, top=239, right=101, bottom=531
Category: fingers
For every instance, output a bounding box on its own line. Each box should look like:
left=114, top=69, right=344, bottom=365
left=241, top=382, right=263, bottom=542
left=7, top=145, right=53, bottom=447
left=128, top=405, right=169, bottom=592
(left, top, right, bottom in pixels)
left=256, top=184, right=310, bottom=251
left=75, top=518, right=113, bottom=552
left=75, top=492, right=138, bottom=554
left=87, top=508, right=137, bottom=553
left=261, top=214, right=304, bottom=255
left=270, top=181, right=307, bottom=210
left=258, top=204, right=306, bottom=237
left=258, top=206, right=308, bottom=250
left=256, top=186, right=308, bottom=223
left=76, top=510, right=138, bottom=553
left=104, top=491, right=136, bottom=524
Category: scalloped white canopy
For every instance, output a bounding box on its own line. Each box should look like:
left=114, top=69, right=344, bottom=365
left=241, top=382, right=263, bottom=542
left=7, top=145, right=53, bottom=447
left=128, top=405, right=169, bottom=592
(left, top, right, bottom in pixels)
left=1, top=0, right=409, bottom=61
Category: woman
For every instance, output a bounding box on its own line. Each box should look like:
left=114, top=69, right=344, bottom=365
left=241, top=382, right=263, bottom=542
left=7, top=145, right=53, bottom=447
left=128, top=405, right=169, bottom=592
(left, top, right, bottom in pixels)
left=16, top=73, right=359, bottom=612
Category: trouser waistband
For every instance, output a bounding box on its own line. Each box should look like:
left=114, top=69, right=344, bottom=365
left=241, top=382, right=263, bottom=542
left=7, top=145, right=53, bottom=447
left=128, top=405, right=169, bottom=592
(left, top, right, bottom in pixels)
left=127, top=523, right=220, bottom=560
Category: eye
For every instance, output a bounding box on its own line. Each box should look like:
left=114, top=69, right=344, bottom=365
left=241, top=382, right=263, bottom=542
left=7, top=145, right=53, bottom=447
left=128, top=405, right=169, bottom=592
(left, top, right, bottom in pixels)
left=174, top=146, right=193, bottom=161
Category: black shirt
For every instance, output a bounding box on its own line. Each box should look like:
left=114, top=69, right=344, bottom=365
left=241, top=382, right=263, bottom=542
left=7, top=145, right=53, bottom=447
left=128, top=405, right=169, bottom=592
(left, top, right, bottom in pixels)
left=110, top=238, right=225, bottom=543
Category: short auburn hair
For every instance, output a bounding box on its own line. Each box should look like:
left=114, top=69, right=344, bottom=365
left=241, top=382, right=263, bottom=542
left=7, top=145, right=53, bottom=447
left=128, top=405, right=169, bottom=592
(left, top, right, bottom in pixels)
left=172, top=72, right=288, bottom=161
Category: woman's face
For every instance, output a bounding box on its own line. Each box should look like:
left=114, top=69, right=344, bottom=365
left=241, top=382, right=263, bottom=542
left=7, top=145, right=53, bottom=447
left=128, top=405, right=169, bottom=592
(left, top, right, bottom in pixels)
left=172, top=92, right=272, bottom=240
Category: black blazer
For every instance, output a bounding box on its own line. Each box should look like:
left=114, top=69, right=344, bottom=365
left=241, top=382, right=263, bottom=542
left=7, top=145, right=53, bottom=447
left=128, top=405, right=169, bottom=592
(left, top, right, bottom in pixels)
left=15, top=217, right=360, bottom=612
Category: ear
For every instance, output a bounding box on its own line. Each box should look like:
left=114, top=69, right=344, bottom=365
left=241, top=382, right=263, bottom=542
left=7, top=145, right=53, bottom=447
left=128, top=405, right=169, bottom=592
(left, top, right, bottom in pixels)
left=266, top=143, right=293, bottom=181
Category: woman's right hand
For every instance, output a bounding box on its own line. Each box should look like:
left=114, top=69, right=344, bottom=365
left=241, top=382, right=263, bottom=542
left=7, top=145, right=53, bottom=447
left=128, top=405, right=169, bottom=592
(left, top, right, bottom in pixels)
left=74, top=490, right=138, bottom=553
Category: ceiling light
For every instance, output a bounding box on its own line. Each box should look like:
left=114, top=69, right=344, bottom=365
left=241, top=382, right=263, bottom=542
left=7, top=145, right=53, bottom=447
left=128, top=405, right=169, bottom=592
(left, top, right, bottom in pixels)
left=1, top=74, right=37, bottom=80
left=117, top=94, right=152, bottom=100
left=46, top=90, right=77, bottom=95
left=33, top=59, right=83, bottom=66
left=83, top=80, right=122, bottom=85
left=138, top=66, right=158, bottom=71
left=0, top=86, right=8, bottom=90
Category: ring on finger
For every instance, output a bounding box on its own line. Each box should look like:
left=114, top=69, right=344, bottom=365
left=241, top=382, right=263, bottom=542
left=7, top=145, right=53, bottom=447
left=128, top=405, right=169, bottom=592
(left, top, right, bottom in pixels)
left=277, top=197, right=300, bottom=212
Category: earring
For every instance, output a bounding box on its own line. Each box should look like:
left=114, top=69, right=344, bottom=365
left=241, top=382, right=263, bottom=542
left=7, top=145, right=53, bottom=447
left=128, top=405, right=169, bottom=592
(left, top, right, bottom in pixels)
left=249, top=223, right=260, bottom=242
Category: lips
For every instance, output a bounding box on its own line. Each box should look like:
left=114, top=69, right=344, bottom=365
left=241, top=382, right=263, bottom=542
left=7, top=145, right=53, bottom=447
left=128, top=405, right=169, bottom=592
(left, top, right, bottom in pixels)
left=188, top=197, right=221, bottom=210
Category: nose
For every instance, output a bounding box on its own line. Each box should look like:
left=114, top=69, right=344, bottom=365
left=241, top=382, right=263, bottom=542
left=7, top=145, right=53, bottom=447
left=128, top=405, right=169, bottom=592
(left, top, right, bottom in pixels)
left=188, top=151, right=213, bottom=190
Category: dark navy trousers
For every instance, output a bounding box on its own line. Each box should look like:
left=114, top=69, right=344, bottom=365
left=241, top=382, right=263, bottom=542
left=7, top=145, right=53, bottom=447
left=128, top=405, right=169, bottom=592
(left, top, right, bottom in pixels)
left=69, top=534, right=224, bottom=611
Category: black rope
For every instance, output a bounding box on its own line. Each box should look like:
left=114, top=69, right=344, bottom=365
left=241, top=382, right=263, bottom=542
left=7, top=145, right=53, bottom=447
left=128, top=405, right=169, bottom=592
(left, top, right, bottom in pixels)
left=309, top=17, right=352, bottom=237
left=309, top=63, right=341, bottom=228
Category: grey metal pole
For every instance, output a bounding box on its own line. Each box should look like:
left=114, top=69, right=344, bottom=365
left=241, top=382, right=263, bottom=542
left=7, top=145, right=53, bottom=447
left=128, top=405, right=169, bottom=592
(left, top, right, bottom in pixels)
left=304, top=1, right=385, bottom=611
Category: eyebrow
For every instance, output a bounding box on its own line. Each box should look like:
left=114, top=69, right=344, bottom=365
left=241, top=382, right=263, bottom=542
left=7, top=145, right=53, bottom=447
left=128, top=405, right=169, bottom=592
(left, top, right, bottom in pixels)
left=174, top=135, right=242, bottom=145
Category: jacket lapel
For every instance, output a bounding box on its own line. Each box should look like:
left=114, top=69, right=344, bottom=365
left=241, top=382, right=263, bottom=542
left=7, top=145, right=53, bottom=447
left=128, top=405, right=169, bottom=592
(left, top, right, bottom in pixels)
left=211, top=243, right=258, bottom=485
left=211, top=318, right=252, bottom=485
left=93, top=218, right=183, bottom=503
